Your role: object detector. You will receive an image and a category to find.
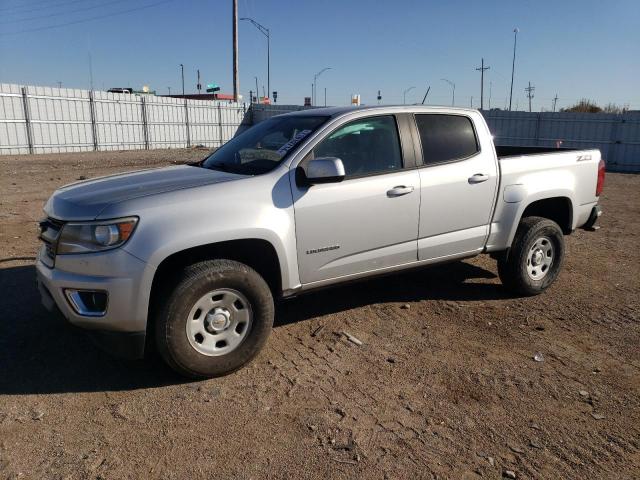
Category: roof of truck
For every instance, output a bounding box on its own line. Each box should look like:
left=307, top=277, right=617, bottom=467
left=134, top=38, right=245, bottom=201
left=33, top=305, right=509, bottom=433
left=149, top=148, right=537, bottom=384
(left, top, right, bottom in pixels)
left=279, top=105, right=479, bottom=118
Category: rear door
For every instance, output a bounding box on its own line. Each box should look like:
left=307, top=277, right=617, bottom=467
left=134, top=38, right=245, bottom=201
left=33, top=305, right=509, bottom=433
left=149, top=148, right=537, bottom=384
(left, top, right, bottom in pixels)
left=413, top=113, right=498, bottom=260
left=291, top=114, right=421, bottom=285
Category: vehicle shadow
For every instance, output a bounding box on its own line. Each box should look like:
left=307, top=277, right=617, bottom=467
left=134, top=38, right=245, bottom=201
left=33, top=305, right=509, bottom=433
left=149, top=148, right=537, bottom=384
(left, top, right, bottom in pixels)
left=274, top=260, right=505, bottom=327
left=0, top=264, right=186, bottom=396
left=0, top=260, right=505, bottom=395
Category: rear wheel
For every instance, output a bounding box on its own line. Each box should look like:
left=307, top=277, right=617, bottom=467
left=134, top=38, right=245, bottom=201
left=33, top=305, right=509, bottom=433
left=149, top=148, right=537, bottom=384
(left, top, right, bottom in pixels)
left=498, top=216, right=565, bottom=296
left=155, top=259, right=274, bottom=378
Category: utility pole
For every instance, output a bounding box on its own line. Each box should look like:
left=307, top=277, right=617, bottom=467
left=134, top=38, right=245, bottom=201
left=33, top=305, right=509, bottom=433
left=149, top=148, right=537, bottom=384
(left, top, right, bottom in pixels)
left=525, top=82, right=535, bottom=112
left=470, top=96, right=473, bottom=108
left=57, top=81, right=62, bottom=89
left=552, top=94, right=558, bottom=112
left=232, top=0, right=239, bottom=102
left=488, top=81, right=492, bottom=110
left=180, top=63, right=185, bottom=95
left=509, top=28, right=519, bottom=111
left=88, top=51, right=94, bottom=91
left=324, top=87, right=327, bottom=107
left=197, top=69, right=201, bottom=94
left=168, top=86, right=171, bottom=95
left=255, top=77, right=259, bottom=102
left=475, top=58, right=490, bottom=110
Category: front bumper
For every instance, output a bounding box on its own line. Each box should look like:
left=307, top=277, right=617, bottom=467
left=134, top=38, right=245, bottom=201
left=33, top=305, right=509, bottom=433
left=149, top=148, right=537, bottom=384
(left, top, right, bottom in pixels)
left=36, top=246, right=156, bottom=359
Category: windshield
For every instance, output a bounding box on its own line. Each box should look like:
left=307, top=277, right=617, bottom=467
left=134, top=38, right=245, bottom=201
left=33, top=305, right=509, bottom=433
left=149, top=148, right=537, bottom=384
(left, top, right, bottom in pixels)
left=201, top=115, right=329, bottom=175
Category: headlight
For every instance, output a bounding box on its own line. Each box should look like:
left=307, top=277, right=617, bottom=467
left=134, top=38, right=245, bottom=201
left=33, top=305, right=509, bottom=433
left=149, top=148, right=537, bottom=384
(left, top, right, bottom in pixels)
left=57, top=217, right=138, bottom=254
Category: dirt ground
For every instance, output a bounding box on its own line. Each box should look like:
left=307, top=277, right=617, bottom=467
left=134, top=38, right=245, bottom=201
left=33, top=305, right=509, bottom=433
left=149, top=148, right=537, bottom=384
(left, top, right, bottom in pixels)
left=0, top=149, right=638, bottom=480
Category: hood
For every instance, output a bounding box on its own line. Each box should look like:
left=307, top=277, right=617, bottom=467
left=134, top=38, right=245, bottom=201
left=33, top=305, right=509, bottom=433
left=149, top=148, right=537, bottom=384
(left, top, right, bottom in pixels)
left=44, top=165, right=244, bottom=220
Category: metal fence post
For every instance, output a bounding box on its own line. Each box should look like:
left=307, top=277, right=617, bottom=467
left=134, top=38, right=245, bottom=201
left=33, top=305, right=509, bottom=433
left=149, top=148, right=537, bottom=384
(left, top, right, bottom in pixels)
left=141, top=96, right=149, bottom=150
left=534, top=112, right=542, bottom=146
left=88, top=90, right=99, bottom=151
left=20, top=87, right=34, bottom=154
left=607, top=115, right=622, bottom=167
left=184, top=99, right=191, bottom=148
left=217, top=103, right=223, bottom=146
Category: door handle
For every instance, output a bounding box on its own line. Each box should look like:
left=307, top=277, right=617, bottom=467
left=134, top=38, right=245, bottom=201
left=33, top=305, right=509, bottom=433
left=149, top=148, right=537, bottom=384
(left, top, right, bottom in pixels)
left=387, top=185, right=414, bottom=197
left=468, top=173, right=489, bottom=184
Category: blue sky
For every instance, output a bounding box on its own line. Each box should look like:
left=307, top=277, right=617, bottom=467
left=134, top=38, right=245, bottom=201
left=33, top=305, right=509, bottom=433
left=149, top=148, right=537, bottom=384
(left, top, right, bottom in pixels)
left=0, top=0, right=638, bottom=110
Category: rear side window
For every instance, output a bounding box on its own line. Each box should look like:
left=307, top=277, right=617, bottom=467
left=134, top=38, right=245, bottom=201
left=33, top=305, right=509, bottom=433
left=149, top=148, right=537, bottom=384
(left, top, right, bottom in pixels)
left=415, top=114, right=479, bottom=165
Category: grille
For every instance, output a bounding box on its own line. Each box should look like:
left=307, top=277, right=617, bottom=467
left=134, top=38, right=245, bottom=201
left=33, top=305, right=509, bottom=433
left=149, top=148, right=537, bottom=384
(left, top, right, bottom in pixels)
left=39, top=217, right=64, bottom=266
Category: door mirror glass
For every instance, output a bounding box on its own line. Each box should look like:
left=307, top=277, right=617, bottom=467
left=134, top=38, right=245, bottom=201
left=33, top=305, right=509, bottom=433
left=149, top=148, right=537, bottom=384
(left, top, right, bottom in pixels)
left=304, top=157, right=346, bottom=184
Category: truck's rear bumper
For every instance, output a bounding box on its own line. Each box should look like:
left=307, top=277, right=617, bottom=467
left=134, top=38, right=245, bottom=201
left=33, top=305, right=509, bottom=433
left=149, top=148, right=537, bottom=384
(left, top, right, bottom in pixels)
left=582, top=204, right=602, bottom=231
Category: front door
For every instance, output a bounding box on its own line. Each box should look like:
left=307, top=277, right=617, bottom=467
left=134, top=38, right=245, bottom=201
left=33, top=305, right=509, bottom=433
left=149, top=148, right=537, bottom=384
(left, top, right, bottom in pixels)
left=291, top=114, right=421, bottom=285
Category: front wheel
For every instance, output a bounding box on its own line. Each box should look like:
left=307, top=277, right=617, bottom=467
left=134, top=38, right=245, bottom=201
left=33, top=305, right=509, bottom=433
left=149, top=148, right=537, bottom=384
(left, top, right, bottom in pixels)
left=155, top=259, right=274, bottom=378
left=498, top=216, right=565, bottom=296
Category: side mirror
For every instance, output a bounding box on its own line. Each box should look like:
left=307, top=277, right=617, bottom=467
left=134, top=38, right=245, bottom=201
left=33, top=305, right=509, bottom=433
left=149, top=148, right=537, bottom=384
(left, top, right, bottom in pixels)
left=303, top=157, right=346, bottom=185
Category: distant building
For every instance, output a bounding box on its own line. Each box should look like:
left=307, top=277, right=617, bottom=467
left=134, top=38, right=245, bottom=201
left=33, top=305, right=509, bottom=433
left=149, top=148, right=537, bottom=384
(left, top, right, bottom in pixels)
left=160, top=93, right=239, bottom=102
left=108, top=86, right=156, bottom=95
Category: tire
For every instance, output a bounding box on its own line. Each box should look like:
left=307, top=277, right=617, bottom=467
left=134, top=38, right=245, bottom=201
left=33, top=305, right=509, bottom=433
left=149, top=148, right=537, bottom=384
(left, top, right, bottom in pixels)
left=155, top=259, right=274, bottom=378
left=498, top=216, right=565, bottom=296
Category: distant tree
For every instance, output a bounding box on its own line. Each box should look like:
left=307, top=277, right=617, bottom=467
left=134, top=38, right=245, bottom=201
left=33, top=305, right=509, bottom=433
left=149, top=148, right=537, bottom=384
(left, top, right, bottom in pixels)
left=562, top=99, right=602, bottom=113
left=602, top=103, right=623, bottom=114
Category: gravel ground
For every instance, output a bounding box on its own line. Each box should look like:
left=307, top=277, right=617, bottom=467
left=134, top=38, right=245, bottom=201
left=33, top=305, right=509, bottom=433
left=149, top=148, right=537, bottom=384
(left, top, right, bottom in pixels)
left=0, top=149, right=639, bottom=480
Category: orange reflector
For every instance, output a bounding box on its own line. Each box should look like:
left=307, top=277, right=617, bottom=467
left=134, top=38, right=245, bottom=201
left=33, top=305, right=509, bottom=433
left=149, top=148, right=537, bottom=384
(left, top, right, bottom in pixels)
left=117, top=221, right=136, bottom=241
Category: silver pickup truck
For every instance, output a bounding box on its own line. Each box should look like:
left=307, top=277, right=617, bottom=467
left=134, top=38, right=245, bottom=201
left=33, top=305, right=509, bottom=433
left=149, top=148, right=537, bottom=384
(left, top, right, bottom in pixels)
left=37, top=106, right=604, bottom=377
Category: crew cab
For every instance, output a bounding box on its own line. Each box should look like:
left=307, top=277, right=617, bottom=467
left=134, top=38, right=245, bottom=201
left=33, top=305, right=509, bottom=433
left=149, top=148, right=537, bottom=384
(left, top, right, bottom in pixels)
left=36, top=106, right=604, bottom=377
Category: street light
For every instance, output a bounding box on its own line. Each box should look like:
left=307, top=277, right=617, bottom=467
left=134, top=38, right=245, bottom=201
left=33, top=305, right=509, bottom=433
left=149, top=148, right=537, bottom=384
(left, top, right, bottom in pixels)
left=509, top=28, right=519, bottom=111
left=240, top=17, right=270, bottom=101
left=179, top=63, right=185, bottom=96
left=441, top=78, right=455, bottom=106
left=313, top=67, right=331, bottom=106
left=403, top=86, right=416, bottom=104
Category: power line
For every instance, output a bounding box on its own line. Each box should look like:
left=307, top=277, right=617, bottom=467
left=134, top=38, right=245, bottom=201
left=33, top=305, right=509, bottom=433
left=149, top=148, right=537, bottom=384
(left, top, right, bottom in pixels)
left=1, top=0, right=97, bottom=15
left=0, top=0, right=130, bottom=25
left=0, top=0, right=174, bottom=36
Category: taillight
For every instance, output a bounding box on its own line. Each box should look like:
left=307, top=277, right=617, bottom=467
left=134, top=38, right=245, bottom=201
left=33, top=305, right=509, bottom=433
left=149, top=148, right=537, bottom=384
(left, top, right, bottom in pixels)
left=596, top=159, right=605, bottom=197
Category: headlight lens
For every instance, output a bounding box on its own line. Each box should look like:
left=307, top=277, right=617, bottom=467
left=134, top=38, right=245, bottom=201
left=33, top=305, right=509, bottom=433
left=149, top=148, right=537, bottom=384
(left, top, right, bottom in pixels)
left=57, top=217, right=138, bottom=254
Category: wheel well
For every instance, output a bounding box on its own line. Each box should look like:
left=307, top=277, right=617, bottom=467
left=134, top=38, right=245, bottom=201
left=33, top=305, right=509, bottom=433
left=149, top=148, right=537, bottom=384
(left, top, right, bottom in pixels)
left=147, top=239, right=282, bottom=332
left=521, top=197, right=573, bottom=234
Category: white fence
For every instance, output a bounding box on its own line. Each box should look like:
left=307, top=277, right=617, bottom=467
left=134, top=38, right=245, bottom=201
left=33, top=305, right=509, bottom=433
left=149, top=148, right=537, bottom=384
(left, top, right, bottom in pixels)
left=0, top=83, right=248, bottom=154
left=483, top=110, right=640, bottom=173
left=2, top=84, right=639, bottom=173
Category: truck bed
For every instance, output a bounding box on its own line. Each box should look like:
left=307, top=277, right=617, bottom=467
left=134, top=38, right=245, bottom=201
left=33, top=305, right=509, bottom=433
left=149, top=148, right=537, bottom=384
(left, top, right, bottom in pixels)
left=484, top=147, right=602, bottom=252
left=495, top=145, right=581, bottom=158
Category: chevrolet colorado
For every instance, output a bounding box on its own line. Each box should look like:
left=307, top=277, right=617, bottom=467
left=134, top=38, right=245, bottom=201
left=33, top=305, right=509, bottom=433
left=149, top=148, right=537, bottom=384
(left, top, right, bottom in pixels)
left=37, top=106, right=605, bottom=378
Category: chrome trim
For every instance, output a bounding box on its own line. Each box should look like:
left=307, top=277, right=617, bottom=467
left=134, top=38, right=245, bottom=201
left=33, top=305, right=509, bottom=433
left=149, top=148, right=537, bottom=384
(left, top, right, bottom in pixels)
left=64, top=289, right=109, bottom=317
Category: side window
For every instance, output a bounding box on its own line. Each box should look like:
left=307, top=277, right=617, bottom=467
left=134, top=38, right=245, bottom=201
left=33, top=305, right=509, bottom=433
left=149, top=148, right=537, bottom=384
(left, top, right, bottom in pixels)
left=415, top=114, right=479, bottom=165
left=311, top=115, right=403, bottom=177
